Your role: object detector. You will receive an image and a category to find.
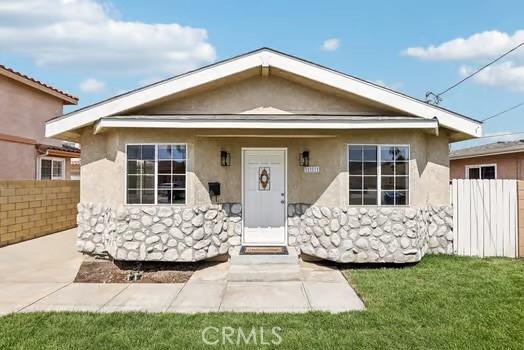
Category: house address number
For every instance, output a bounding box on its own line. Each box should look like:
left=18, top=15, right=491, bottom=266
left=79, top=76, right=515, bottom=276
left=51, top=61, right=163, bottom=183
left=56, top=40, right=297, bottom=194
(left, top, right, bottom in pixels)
left=304, top=166, right=320, bottom=174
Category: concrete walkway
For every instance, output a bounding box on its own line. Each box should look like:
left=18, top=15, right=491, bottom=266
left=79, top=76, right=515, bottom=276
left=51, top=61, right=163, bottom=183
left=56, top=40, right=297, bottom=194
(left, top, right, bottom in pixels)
left=0, top=230, right=364, bottom=315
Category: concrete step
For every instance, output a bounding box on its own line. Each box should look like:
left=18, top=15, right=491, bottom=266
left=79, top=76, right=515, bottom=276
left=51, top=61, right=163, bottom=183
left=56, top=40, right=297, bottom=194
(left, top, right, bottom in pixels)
left=230, top=246, right=300, bottom=265
left=227, top=264, right=301, bottom=282
left=230, top=253, right=298, bottom=265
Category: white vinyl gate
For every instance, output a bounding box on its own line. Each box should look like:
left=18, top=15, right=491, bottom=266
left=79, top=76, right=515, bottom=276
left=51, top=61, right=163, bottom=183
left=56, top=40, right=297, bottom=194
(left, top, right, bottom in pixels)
left=451, top=179, right=518, bottom=258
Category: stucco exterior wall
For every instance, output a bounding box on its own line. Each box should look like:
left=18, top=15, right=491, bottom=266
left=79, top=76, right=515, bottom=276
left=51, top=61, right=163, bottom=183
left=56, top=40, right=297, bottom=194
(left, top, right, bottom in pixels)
left=79, top=128, right=450, bottom=207
left=450, top=152, right=524, bottom=180
left=131, top=74, right=399, bottom=115
left=0, top=139, right=74, bottom=180
left=0, top=75, right=70, bottom=180
left=0, top=76, right=64, bottom=145
left=0, top=140, right=37, bottom=180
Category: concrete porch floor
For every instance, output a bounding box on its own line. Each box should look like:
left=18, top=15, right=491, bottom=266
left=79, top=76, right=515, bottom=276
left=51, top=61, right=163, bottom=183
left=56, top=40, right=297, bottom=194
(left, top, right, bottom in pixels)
left=0, top=229, right=364, bottom=315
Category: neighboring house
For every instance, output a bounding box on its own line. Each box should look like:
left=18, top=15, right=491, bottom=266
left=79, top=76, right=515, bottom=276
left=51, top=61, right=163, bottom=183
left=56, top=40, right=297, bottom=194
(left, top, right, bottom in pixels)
left=45, top=48, right=481, bottom=264
left=0, top=65, right=79, bottom=180
left=450, top=140, right=524, bottom=180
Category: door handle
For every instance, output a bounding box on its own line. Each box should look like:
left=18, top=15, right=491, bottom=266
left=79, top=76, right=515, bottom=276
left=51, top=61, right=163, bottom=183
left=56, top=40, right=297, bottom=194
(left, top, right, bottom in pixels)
left=280, top=200, right=285, bottom=204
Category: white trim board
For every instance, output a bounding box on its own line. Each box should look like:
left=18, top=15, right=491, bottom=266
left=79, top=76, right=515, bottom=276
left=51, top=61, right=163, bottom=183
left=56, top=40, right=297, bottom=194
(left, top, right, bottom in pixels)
left=45, top=48, right=482, bottom=139
left=93, top=116, right=439, bottom=134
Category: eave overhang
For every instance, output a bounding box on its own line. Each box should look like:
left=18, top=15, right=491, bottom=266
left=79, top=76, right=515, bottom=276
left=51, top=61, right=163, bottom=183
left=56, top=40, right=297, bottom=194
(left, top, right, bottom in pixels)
left=45, top=48, right=481, bottom=139
left=93, top=115, right=440, bottom=135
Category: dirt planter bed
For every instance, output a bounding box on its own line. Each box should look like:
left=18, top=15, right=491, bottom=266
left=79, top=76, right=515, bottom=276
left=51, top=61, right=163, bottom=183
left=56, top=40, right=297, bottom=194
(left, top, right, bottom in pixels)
left=73, top=258, right=208, bottom=283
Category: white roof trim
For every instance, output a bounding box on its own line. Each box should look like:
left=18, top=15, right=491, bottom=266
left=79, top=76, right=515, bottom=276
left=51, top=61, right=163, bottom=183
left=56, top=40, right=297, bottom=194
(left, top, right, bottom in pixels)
left=93, top=115, right=439, bottom=134
left=46, top=48, right=481, bottom=138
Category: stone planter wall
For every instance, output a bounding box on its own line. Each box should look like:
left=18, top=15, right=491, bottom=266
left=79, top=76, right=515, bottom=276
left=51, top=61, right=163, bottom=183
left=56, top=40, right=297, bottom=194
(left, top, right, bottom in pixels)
left=293, top=205, right=453, bottom=263
left=76, top=203, right=241, bottom=262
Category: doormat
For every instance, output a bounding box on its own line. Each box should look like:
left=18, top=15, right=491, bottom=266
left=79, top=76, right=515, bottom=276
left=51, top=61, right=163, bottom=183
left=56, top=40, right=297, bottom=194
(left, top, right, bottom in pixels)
left=240, top=246, right=288, bottom=255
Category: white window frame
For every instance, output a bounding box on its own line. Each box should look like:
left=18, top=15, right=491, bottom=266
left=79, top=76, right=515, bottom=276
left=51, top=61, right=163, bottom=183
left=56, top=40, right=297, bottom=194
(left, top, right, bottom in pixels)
left=38, top=156, right=65, bottom=180
left=125, top=143, right=188, bottom=205
left=347, top=144, right=411, bottom=206
left=465, top=164, right=497, bottom=179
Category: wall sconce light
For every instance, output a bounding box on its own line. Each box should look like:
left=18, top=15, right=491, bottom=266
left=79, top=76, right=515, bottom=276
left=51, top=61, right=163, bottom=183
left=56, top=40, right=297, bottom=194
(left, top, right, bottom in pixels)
left=299, top=151, right=310, bottom=167
left=220, top=151, right=231, bottom=166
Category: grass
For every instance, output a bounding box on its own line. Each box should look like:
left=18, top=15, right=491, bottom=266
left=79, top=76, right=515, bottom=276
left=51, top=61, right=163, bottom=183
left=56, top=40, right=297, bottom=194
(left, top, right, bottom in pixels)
left=0, top=255, right=523, bottom=349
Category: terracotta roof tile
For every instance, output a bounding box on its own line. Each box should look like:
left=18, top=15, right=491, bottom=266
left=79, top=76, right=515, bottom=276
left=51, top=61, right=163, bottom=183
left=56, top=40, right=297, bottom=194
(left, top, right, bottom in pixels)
left=0, top=64, right=78, bottom=102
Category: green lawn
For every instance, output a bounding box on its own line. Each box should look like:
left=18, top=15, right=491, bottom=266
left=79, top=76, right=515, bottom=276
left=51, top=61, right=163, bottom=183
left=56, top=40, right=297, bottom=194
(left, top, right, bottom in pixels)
left=1, top=256, right=523, bottom=349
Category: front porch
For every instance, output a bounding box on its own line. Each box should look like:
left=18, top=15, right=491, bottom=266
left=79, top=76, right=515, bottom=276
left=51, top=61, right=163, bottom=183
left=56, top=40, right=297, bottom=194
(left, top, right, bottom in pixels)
left=76, top=126, right=453, bottom=263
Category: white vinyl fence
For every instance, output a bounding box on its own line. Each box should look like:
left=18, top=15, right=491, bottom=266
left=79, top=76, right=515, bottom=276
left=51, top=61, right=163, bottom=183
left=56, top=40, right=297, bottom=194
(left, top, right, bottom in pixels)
left=451, top=179, right=518, bottom=258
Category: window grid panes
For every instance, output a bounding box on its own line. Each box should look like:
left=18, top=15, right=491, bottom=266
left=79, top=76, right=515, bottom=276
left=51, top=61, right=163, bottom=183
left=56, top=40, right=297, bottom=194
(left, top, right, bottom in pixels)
left=349, top=145, right=378, bottom=205
left=348, top=145, right=409, bottom=206
left=126, top=144, right=187, bottom=205
left=40, top=159, right=52, bottom=180
left=40, top=158, right=64, bottom=180
left=127, top=145, right=156, bottom=204
left=157, top=145, right=187, bottom=205
left=51, top=160, right=63, bottom=180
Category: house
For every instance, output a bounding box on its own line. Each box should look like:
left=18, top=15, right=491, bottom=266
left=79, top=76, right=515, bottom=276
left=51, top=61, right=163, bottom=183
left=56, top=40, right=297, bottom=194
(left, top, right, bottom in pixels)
left=450, top=140, right=524, bottom=180
left=0, top=64, right=79, bottom=180
left=45, top=48, right=481, bottom=263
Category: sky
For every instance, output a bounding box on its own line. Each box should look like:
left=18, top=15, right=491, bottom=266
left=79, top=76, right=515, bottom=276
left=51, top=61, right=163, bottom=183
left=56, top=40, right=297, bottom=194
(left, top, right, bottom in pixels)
left=1, top=0, right=524, bottom=149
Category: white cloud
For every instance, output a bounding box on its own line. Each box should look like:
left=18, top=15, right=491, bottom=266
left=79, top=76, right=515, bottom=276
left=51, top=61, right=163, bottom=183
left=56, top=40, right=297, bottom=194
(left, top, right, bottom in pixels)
left=403, top=29, right=524, bottom=93
left=402, top=30, right=524, bottom=61
left=322, top=38, right=340, bottom=51
left=0, top=0, right=216, bottom=75
left=459, top=61, right=524, bottom=92
left=79, top=78, right=105, bottom=93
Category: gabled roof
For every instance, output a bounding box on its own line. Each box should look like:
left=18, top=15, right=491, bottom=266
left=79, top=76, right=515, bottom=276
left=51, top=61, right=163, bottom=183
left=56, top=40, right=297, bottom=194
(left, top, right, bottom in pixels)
left=0, top=64, right=78, bottom=104
left=450, top=140, right=524, bottom=159
left=45, top=48, right=482, bottom=139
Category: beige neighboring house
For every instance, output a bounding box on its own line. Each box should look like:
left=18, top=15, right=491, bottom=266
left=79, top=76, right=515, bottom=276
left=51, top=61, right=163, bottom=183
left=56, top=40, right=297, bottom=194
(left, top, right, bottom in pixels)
left=450, top=140, right=524, bottom=180
left=0, top=64, right=79, bottom=180
left=45, top=48, right=481, bottom=264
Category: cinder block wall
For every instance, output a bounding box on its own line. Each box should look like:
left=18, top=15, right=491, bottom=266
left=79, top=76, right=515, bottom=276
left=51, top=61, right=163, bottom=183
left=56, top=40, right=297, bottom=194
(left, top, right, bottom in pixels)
left=518, top=181, right=524, bottom=258
left=0, top=180, right=79, bottom=247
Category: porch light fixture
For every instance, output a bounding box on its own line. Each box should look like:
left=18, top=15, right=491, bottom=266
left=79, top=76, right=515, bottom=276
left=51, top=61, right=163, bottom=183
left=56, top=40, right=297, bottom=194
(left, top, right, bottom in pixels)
left=220, top=151, right=231, bottom=166
left=299, top=151, right=310, bottom=167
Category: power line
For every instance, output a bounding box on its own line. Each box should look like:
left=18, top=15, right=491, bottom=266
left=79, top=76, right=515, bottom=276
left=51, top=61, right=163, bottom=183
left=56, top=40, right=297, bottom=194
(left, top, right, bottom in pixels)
left=426, top=41, right=524, bottom=104
left=482, top=101, right=524, bottom=122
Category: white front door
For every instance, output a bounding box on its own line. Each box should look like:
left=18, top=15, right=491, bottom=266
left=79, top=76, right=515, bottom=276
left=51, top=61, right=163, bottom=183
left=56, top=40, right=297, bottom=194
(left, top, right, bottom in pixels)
left=242, top=149, right=287, bottom=245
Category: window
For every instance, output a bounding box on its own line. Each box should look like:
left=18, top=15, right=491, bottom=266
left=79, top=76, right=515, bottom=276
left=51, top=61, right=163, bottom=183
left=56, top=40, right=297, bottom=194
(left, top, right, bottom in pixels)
left=466, top=164, right=496, bottom=179
left=348, top=145, right=409, bottom=206
left=126, top=144, right=187, bottom=205
left=39, top=157, right=64, bottom=180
